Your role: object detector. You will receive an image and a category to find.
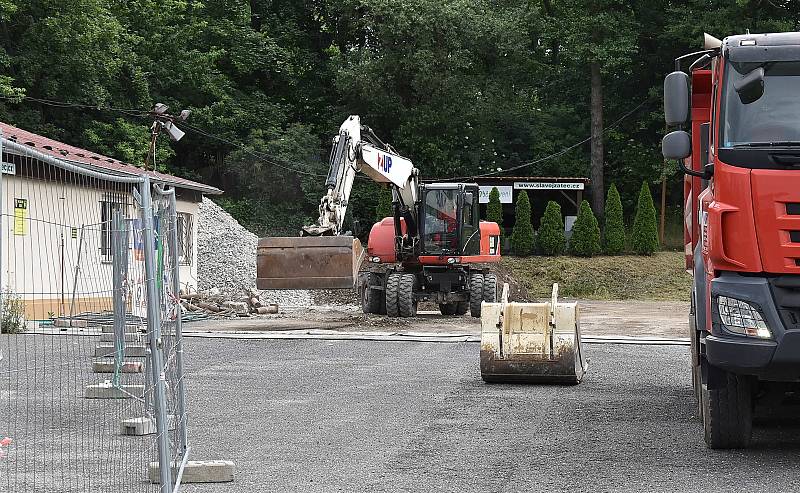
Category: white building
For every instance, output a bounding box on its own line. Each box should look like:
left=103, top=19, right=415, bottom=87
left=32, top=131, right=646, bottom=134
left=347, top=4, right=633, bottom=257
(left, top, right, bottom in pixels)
left=0, top=122, right=222, bottom=321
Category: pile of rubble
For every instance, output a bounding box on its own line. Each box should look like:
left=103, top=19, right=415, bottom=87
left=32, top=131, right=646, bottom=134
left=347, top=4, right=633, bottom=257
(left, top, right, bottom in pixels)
left=181, top=288, right=279, bottom=318
left=197, top=197, right=311, bottom=307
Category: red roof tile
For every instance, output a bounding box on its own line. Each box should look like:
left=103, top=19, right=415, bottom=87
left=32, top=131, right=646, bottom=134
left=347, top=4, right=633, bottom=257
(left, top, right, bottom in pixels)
left=0, top=122, right=222, bottom=195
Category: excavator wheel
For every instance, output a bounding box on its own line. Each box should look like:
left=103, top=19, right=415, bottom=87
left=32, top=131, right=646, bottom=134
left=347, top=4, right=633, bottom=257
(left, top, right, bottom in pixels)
left=483, top=274, right=497, bottom=303
left=386, top=273, right=401, bottom=317
left=469, top=273, right=485, bottom=318
left=439, top=303, right=457, bottom=316
left=398, top=273, right=418, bottom=317
left=361, top=273, right=383, bottom=314
left=455, top=301, right=468, bottom=315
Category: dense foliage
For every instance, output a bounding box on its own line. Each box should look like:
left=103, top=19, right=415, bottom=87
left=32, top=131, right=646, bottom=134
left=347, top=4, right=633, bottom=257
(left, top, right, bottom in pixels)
left=486, top=187, right=504, bottom=237
left=603, top=184, right=626, bottom=254
left=375, top=188, right=393, bottom=222
left=511, top=191, right=535, bottom=255
left=631, top=182, right=660, bottom=255
left=0, top=1, right=795, bottom=235
left=537, top=201, right=566, bottom=256
left=570, top=200, right=601, bottom=257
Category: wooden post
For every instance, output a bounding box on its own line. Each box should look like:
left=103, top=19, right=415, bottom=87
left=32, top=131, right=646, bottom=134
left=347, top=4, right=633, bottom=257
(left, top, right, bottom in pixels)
left=659, top=172, right=667, bottom=244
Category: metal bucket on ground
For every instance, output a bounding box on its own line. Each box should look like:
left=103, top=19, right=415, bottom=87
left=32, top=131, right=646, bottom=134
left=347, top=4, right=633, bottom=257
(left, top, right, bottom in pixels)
left=480, top=283, right=588, bottom=384
left=256, top=236, right=364, bottom=290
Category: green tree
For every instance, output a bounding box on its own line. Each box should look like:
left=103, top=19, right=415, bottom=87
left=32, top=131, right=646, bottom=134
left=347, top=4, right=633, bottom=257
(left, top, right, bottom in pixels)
left=486, top=187, right=504, bottom=237
left=603, top=184, right=625, bottom=254
left=375, top=187, right=393, bottom=222
left=511, top=191, right=534, bottom=256
left=631, top=182, right=660, bottom=255
left=569, top=200, right=601, bottom=257
left=537, top=201, right=566, bottom=256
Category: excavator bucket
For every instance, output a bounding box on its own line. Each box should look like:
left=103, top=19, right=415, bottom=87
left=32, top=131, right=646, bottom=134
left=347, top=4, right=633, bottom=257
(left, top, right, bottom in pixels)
left=480, top=284, right=588, bottom=384
left=256, top=236, right=364, bottom=290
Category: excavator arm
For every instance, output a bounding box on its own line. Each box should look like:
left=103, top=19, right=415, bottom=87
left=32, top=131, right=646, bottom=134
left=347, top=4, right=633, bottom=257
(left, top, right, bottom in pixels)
left=303, top=115, right=418, bottom=237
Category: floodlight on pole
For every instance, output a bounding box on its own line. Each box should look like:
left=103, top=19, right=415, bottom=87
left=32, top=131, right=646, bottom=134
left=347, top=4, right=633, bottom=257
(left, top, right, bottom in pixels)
left=144, top=103, right=191, bottom=170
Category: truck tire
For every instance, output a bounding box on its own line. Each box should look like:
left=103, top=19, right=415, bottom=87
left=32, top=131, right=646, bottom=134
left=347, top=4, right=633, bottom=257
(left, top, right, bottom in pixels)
left=439, top=303, right=457, bottom=316
left=469, top=273, right=485, bottom=318
left=362, top=273, right=383, bottom=314
left=455, top=301, right=468, bottom=315
left=386, top=273, right=401, bottom=317
left=483, top=274, right=497, bottom=303
left=701, top=368, right=754, bottom=449
left=398, top=273, right=418, bottom=317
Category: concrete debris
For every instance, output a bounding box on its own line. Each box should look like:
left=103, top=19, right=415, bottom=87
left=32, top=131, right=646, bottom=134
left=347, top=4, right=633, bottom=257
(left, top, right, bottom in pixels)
left=180, top=288, right=280, bottom=318
left=197, top=197, right=311, bottom=307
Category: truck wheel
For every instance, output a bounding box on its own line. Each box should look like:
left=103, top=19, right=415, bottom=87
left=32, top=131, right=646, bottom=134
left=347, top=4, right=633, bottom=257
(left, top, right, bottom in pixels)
left=362, top=273, right=383, bottom=314
left=439, top=303, right=457, bottom=316
left=689, top=295, right=702, bottom=418
left=469, top=273, right=485, bottom=318
left=701, top=367, right=754, bottom=449
left=398, top=273, right=418, bottom=317
left=455, top=301, right=468, bottom=316
left=483, top=274, right=497, bottom=303
left=386, top=273, right=401, bottom=317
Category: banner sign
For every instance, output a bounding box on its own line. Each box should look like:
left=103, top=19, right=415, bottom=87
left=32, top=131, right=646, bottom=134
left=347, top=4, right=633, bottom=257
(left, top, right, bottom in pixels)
left=479, top=185, right=513, bottom=204
left=514, top=182, right=584, bottom=190
left=1, top=162, right=16, bottom=175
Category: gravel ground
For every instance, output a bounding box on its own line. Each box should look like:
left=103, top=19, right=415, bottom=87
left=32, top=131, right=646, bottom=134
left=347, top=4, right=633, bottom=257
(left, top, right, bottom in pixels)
left=179, top=338, right=800, bottom=493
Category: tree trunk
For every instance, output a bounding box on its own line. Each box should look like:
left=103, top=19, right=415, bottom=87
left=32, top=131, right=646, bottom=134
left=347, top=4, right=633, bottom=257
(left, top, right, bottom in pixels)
left=590, top=62, right=604, bottom=216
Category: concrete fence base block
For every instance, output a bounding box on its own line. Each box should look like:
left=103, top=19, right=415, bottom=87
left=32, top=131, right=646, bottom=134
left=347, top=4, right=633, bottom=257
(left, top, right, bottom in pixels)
left=120, top=415, right=177, bottom=436
left=85, top=383, right=144, bottom=399
left=149, top=460, right=235, bottom=484
left=99, top=332, right=146, bottom=343
left=101, top=324, right=144, bottom=334
left=94, top=344, right=148, bottom=358
left=55, top=318, right=89, bottom=328
left=92, top=360, right=143, bottom=373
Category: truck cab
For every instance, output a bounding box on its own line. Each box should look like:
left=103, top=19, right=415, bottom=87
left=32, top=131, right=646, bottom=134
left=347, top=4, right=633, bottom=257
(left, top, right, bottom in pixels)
left=664, top=32, right=800, bottom=448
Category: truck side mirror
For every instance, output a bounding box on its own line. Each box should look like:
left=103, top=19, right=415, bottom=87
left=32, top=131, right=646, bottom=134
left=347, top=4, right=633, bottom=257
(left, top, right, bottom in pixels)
left=662, top=130, right=691, bottom=160
left=664, top=71, right=690, bottom=125
left=734, top=67, right=765, bottom=105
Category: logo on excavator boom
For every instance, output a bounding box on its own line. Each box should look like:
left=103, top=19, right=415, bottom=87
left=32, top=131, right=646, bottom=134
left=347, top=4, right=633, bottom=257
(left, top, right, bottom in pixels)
left=377, top=153, right=393, bottom=173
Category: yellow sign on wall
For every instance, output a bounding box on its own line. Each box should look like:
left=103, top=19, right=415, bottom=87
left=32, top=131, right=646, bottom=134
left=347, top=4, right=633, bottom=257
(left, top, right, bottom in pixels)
left=14, top=198, right=27, bottom=236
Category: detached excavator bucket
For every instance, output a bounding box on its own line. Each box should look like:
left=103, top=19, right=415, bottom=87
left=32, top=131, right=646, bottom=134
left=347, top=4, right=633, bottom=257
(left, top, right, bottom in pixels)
left=256, top=236, right=364, bottom=290
left=480, top=284, right=588, bottom=384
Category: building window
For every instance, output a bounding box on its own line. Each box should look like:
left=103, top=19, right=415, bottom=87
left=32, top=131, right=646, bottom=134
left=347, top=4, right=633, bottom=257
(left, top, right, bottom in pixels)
left=177, top=212, right=193, bottom=266
left=100, top=199, right=126, bottom=261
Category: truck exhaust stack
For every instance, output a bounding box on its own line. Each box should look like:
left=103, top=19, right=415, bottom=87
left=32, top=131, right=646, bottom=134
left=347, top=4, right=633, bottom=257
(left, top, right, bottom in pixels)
left=256, top=236, right=364, bottom=290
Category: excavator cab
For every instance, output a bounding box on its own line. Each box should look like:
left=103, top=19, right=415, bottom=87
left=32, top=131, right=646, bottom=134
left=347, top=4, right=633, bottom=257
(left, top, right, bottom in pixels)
left=418, top=183, right=480, bottom=257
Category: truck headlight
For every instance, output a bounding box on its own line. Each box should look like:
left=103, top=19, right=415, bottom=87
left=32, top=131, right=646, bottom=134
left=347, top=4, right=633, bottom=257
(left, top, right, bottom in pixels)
left=717, top=296, right=771, bottom=339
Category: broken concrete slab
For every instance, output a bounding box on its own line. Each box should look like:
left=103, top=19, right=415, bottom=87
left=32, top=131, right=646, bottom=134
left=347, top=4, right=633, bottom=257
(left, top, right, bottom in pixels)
left=54, top=318, right=89, bottom=328
left=99, top=332, right=146, bottom=343
left=149, top=460, right=235, bottom=483
left=85, top=383, right=144, bottom=399
left=101, top=324, right=145, bottom=334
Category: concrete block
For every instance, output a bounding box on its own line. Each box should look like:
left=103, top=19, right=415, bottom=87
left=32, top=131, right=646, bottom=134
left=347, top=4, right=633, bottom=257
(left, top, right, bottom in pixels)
left=149, top=460, right=235, bottom=483
left=85, top=383, right=144, bottom=399
left=94, top=344, right=147, bottom=358
left=99, top=332, right=145, bottom=343
left=120, top=415, right=176, bottom=436
left=92, top=360, right=143, bottom=373
left=101, top=324, right=144, bottom=334
left=54, top=318, right=89, bottom=328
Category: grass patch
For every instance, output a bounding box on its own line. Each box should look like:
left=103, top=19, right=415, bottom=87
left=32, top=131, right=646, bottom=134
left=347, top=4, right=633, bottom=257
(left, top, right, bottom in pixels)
left=501, top=251, right=690, bottom=301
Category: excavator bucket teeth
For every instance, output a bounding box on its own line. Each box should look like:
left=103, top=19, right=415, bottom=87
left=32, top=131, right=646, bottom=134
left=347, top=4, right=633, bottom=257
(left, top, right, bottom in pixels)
left=479, top=284, right=588, bottom=384
left=256, top=236, right=364, bottom=290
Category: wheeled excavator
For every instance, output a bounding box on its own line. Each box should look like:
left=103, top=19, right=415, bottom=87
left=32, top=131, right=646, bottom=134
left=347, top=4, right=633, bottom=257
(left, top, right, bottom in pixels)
left=257, top=115, right=501, bottom=318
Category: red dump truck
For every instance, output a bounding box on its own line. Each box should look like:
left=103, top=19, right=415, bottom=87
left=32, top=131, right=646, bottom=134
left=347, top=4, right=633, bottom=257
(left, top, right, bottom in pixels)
left=663, top=32, right=800, bottom=448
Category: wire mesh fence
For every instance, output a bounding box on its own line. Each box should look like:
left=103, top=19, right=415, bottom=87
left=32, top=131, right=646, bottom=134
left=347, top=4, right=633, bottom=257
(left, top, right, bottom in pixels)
left=0, top=135, right=189, bottom=492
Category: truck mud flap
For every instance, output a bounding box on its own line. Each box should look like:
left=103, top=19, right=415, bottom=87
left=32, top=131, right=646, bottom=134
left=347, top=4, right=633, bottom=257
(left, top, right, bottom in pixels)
left=479, top=284, right=588, bottom=384
left=256, top=236, right=364, bottom=290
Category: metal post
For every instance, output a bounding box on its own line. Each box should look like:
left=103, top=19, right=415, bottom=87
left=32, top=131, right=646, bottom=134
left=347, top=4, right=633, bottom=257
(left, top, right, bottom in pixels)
left=68, top=225, right=85, bottom=320
left=167, top=189, right=188, bottom=452
left=0, top=131, right=4, bottom=326
left=140, top=176, right=173, bottom=490
left=111, top=211, right=124, bottom=388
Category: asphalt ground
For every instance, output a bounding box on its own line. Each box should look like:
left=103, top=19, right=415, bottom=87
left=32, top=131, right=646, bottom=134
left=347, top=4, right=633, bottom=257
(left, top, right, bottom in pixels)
left=180, top=338, right=800, bottom=493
